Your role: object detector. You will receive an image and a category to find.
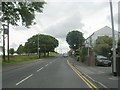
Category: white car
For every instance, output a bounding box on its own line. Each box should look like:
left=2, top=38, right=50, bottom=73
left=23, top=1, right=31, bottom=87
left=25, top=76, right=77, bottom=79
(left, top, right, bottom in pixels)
left=63, top=53, right=68, bottom=57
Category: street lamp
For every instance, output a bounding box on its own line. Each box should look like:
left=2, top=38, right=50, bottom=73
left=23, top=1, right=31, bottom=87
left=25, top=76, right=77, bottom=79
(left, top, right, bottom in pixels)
left=38, top=33, right=41, bottom=58
left=2, top=21, right=9, bottom=61
left=109, top=0, right=117, bottom=76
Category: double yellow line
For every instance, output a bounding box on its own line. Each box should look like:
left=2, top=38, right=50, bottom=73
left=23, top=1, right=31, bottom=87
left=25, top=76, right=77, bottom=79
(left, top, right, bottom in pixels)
left=67, top=60, right=98, bottom=90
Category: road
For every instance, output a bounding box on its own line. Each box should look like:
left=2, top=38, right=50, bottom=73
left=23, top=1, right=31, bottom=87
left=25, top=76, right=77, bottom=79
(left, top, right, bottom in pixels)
left=2, top=55, right=97, bottom=88
left=69, top=57, right=119, bottom=89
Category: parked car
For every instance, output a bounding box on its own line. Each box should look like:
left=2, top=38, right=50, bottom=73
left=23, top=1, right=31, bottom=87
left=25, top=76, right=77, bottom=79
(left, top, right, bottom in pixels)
left=95, top=55, right=111, bottom=67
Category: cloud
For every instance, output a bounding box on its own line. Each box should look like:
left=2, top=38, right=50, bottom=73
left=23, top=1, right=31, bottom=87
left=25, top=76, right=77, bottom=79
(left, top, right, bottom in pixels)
left=114, top=13, right=118, bottom=24
left=6, top=1, right=118, bottom=53
left=44, top=12, right=84, bottom=39
left=10, top=43, right=18, bottom=50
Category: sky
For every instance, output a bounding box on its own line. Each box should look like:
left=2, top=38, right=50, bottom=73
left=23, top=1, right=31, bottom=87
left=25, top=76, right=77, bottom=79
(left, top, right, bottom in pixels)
left=0, top=0, right=119, bottom=54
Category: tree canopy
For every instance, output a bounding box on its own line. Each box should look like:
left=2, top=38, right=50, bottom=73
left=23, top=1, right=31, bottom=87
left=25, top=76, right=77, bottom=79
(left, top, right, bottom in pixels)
left=9, top=48, right=14, bottom=56
left=24, top=34, right=59, bottom=56
left=16, top=44, right=24, bottom=55
left=66, top=31, right=85, bottom=50
left=94, top=36, right=112, bottom=57
left=1, top=1, right=46, bottom=27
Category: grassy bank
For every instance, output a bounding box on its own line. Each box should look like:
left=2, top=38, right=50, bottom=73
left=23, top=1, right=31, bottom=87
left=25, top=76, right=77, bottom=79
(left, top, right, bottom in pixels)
left=49, top=52, right=58, bottom=56
left=3, top=52, right=58, bottom=65
left=3, top=54, right=38, bottom=65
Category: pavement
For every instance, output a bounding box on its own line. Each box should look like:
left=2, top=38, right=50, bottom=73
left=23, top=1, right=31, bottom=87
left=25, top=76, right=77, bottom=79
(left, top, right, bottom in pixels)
left=68, top=57, right=119, bottom=90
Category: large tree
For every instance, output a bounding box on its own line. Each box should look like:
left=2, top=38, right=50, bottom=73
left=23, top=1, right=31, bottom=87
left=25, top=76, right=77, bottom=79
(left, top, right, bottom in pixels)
left=94, top=36, right=112, bottom=57
left=9, top=48, right=14, bottom=56
left=24, top=34, right=59, bottom=56
left=66, top=31, right=85, bottom=50
left=16, top=44, right=25, bottom=55
left=1, top=1, right=45, bottom=27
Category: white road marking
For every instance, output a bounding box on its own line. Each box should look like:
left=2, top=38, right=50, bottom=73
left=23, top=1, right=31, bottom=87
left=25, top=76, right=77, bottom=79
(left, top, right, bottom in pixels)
left=109, top=76, right=118, bottom=80
left=36, top=67, right=44, bottom=72
left=82, top=72, right=95, bottom=82
left=97, top=82, right=108, bottom=88
left=82, top=71, right=108, bottom=88
left=16, top=74, right=33, bottom=86
left=45, top=64, right=48, bottom=67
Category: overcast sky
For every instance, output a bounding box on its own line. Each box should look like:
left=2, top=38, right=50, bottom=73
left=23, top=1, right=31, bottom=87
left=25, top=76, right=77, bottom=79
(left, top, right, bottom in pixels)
left=1, top=0, right=119, bottom=54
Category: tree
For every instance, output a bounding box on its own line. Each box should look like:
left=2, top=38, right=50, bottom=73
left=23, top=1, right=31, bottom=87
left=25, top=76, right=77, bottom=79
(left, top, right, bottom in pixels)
left=66, top=31, right=85, bottom=50
left=24, top=34, right=59, bottom=56
left=2, top=1, right=46, bottom=27
left=1, top=1, right=45, bottom=61
left=9, top=48, right=14, bottom=56
left=16, top=44, right=24, bottom=55
left=94, top=36, right=112, bottom=57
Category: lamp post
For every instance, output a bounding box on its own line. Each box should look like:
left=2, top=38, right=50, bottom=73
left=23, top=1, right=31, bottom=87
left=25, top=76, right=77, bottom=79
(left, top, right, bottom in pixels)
left=2, top=24, right=5, bottom=61
left=2, top=21, right=9, bottom=61
left=38, top=33, right=41, bottom=58
left=109, top=0, right=117, bottom=76
left=7, top=21, right=9, bottom=61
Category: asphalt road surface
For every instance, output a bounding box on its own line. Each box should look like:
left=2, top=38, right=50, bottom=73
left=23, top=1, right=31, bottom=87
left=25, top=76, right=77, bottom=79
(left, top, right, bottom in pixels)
left=3, top=55, right=97, bottom=88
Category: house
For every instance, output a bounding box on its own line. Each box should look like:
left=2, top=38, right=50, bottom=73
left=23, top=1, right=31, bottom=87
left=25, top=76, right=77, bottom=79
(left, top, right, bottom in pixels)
left=85, top=26, right=119, bottom=48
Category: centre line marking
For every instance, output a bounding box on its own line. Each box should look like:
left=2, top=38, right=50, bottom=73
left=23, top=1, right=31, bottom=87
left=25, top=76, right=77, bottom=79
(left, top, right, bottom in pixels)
left=45, top=64, right=48, bottom=67
left=37, top=67, right=44, bottom=72
left=16, top=74, right=33, bottom=86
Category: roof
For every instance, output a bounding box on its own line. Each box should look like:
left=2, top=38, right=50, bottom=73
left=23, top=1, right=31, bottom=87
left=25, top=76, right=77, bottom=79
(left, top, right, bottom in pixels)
left=86, top=26, right=118, bottom=42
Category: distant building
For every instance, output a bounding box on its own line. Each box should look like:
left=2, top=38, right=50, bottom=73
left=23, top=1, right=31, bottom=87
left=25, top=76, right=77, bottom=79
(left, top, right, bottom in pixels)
left=85, top=26, right=119, bottom=48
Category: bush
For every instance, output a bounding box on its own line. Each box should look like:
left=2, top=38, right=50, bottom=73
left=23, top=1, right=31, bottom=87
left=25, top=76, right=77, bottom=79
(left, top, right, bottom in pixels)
left=74, top=47, right=88, bottom=62
left=80, top=47, right=88, bottom=62
left=76, top=55, right=80, bottom=61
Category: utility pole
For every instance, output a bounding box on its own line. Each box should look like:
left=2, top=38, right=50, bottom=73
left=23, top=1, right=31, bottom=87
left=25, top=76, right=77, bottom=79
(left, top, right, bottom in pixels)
left=7, top=20, right=9, bottom=61
left=38, top=34, right=40, bottom=58
left=109, top=0, right=117, bottom=76
left=3, top=22, right=9, bottom=61
left=2, top=25, right=5, bottom=61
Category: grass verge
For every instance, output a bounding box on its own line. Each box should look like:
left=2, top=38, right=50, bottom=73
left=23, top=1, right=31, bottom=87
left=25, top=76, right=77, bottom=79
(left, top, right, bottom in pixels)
left=2, top=54, right=38, bottom=65
left=2, top=52, right=58, bottom=65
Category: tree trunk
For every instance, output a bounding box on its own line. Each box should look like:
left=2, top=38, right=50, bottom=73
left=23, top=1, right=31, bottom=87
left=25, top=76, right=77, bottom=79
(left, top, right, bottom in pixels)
left=47, top=52, right=49, bottom=56
left=44, top=52, right=46, bottom=57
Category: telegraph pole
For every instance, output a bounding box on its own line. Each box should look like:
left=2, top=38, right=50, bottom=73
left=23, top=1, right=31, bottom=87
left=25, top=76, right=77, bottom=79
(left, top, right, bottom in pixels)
left=109, top=0, right=117, bottom=76
left=2, top=25, right=5, bottom=61
left=38, top=33, right=41, bottom=58
left=7, top=20, right=9, bottom=61
left=38, top=34, right=40, bottom=58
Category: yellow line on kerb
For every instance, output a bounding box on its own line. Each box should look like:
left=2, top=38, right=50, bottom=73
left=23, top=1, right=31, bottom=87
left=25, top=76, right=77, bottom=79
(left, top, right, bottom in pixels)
left=67, top=60, right=98, bottom=90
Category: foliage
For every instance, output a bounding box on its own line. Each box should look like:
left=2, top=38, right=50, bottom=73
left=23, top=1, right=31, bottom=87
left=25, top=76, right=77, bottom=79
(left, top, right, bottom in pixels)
left=94, top=36, right=112, bottom=57
left=79, top=47, right=88, bottom=62
left=74, top=47, right=88, bottom=62
left=2, top=1, right=46, bottom=27
left=24, top=34, right=59, bottom=56
left=16, top=44, right=25, bottom=55
left=3, top=54, right=38, bottom=65
left=9, top=48, right=14, bottom=56
left=66, top=31, right=85, bottom=50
